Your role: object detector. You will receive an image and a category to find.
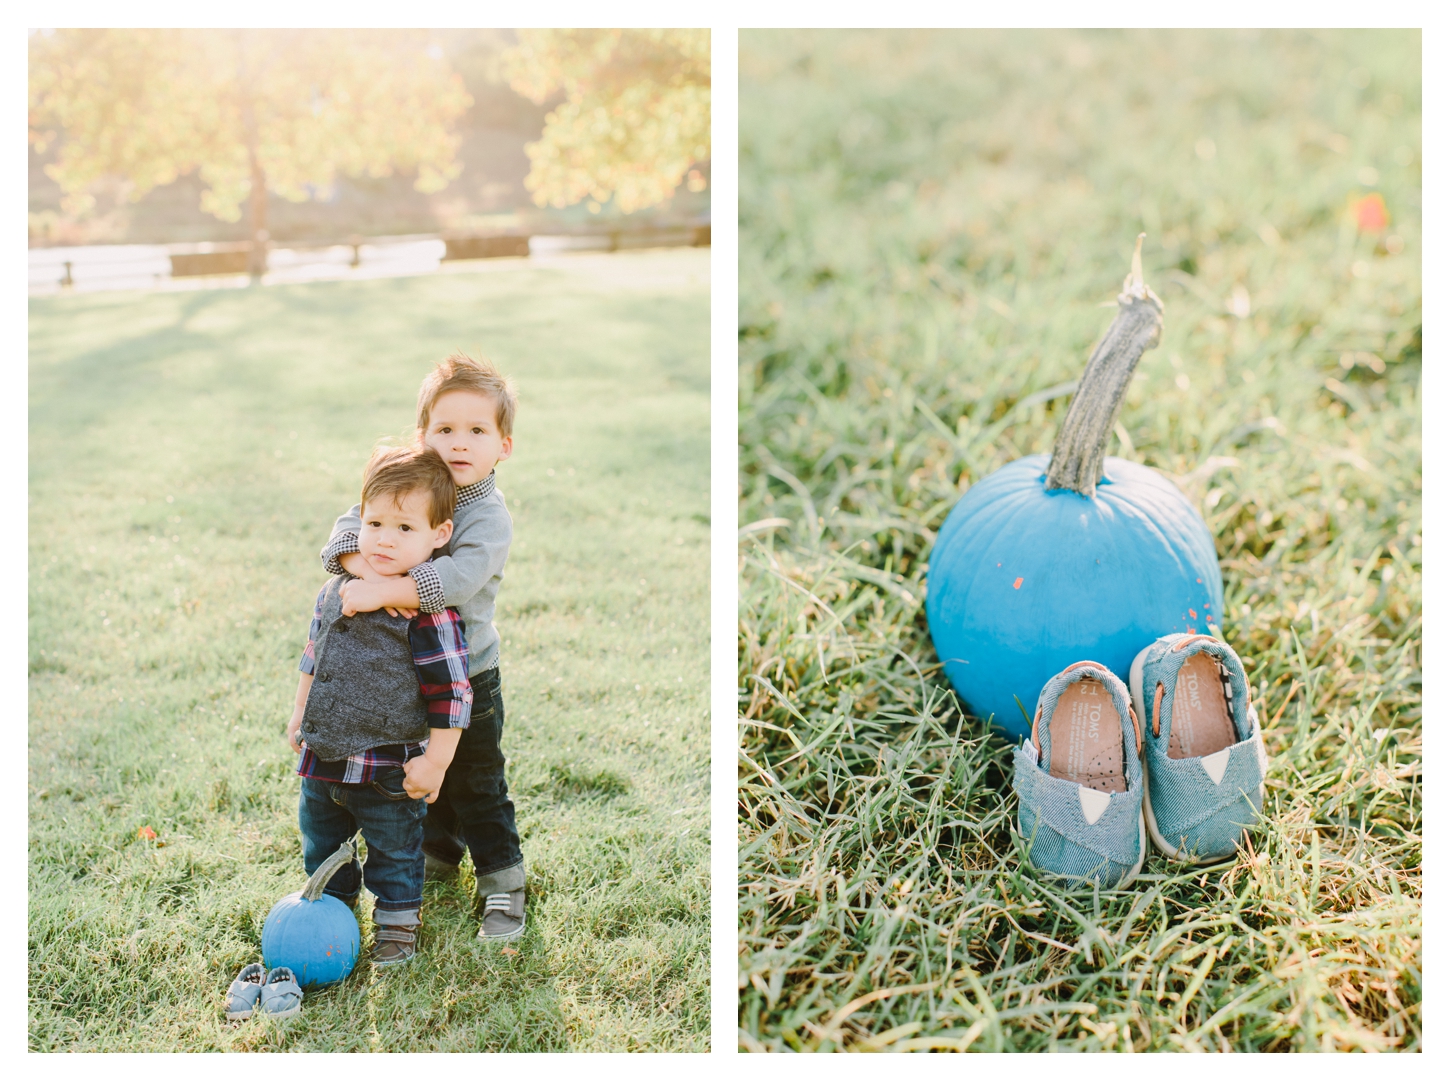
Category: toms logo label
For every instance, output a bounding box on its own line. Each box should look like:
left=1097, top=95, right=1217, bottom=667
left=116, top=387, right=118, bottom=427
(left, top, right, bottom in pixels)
left=1184, top=668, right=1202, bottom=710
left=1077, top=682, right=1102, bottom=740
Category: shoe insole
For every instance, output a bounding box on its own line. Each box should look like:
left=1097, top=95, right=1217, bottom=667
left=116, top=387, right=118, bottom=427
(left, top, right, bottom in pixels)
left=1167, top=653, right=1236, bottom=760
left=1045, top=678, right=1126, bottom=794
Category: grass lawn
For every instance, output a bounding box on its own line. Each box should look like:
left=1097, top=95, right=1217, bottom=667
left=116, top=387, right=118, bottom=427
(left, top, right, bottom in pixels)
left=29, top=249, right=710, bottom=1051
left=739, top=31, right=1420, bottom=1051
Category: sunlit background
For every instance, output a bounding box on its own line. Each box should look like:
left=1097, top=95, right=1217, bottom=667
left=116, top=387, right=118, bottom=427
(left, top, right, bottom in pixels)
left=29, top=28, right=710, bottom=293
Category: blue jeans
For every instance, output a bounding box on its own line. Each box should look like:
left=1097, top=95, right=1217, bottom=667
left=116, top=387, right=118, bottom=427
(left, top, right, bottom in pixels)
left=422, top=668, right=523, bottom=882
left=299, top=771, right=427, bottom=922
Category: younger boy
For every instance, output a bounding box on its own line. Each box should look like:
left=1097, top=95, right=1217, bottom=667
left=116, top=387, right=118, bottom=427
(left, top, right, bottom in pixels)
left=288, top=445, right=473, bottom=965
left=321, top=354, right=525, bottom=941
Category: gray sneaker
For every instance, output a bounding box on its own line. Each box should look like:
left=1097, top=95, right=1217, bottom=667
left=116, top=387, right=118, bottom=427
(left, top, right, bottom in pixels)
left=478, top=890, right=525, bottom=942
left=370, top=922, right=418, bottom=966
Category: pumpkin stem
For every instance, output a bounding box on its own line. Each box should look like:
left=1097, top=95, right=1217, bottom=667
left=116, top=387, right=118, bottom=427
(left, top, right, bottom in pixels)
left=1044, top=234, right=1164, bottom=498
left=302, top=836, right=359, bottom=902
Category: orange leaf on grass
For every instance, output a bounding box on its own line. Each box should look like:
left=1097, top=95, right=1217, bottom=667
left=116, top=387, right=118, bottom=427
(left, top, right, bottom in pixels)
left=501, top=947, right=519, bottom=956
left=1354, top=193, right=1390, bottom=233
left=137, top=826, right=156, bottom=840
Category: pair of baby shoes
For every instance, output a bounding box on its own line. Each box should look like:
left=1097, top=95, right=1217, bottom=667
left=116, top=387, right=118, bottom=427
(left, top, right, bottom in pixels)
left=1012, top=633, right=1268, bottom=889
left=225, top=962, right=303, bottom=1020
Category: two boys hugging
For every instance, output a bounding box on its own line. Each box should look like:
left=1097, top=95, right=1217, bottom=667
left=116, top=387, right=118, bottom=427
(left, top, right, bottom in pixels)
left=286, top=354, right=524, bottom=966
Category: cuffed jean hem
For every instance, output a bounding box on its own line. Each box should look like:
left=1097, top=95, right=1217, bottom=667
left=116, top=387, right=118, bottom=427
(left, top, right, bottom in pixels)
left=373, top=905, right=421, bottom=926
left=475, top=859, right=525, bottom=896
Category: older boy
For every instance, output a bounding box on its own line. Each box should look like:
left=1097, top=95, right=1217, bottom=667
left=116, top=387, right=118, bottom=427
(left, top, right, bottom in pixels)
left=288, top=445, right=472, bottom=964
left=320, top=354, right=526, bottom=941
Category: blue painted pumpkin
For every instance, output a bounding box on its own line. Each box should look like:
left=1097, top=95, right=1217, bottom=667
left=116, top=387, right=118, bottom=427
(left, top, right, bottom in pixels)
left=925, top=240, right=1224, bottom=741
left=926, top=453, right=1222, bottom=740
left=262, top=839, right=361, bottom=989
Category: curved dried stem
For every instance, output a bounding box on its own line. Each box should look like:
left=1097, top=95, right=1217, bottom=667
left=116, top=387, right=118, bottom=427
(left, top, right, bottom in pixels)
left=301, top=836, right=359, bottom=902
left=1044, top=238, right=1164, bottom=497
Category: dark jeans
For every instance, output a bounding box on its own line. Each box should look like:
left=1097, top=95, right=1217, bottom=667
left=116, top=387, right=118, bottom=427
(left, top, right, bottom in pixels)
left=299, top=771, right=427, bottom=918
left=421, top=667, right=523, bottom=878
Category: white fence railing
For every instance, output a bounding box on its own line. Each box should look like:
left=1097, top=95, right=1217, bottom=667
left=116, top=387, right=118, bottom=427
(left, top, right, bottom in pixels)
left=28, top=225, right=709, bottom=296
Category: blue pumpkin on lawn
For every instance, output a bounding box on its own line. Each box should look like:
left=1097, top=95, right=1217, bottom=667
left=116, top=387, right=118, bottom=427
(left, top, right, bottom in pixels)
left=926, top=237, right=1224, bottom=741
left=262, top=838, right=361, bottom=989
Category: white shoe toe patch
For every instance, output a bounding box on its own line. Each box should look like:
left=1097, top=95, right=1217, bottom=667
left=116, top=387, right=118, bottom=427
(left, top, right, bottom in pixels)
left=1078, top=785, right=1111, bottom=825
left=1200, top=747, right=1231, bottom=785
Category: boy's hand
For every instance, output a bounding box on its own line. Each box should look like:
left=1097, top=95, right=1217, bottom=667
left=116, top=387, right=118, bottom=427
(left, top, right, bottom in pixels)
left=404, top=728, right=461, bottom=803
left=286, top=712, right=305, bottom=754
left=339, top=578, right=419, bottom=620
left=403, top=755, right=447, bottom=803
left=339, top=578, right=379, bottom=616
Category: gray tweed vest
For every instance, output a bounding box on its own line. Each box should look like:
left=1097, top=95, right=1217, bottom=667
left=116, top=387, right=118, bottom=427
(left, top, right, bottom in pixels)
left=299, top=575, right=429, bottom=761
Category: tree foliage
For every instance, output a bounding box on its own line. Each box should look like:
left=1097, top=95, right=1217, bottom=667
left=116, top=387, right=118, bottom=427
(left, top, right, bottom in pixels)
left=503, top=29, right=709, bottom=215
left=29, top=29, right=471, bottom=259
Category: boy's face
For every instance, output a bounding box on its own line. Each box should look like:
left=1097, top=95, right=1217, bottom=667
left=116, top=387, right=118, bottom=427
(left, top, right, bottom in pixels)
left=422, top=389, right=513, bottom=488
left=357, top=490, right=454, bottom=577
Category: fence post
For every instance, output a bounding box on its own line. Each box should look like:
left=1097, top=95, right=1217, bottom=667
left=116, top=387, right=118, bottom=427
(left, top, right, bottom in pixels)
left=248, top=230, right=270, bottom=282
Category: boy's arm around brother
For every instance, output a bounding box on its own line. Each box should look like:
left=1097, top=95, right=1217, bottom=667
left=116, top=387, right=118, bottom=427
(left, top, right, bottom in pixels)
left=321, top=475, right=513, bottom=678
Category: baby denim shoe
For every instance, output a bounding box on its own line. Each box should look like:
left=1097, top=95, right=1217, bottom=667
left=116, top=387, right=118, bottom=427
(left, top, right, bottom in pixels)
left=1012, top=661, right=1146, bottom=889
left=224, top=961, right=267, bottom=1020
left=1129, top=633, right=1268, bottom=864
left=258, top=966, right=303, bottom=1018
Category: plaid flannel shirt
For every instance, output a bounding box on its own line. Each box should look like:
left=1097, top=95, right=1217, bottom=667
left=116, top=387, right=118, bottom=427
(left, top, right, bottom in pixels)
left=296, top=573, right=471, bottom=785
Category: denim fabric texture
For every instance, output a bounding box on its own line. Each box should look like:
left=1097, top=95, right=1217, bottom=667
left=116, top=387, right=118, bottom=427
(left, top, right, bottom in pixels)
left=299, top=772, right=427, bottom=919
left=1134, top=634, right=1267, bottom=862
left=421, top=667, right=524, bottom=882
left=1012, top=665, right=1144, bottom=888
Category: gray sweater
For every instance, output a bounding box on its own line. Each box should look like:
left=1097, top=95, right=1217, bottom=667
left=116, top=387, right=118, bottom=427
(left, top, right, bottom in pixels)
left=322, top=473, right=512, bottom=677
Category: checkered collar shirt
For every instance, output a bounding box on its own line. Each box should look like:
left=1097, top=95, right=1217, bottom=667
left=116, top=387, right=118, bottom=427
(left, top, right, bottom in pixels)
left=455, top=472, right=495, bottom=509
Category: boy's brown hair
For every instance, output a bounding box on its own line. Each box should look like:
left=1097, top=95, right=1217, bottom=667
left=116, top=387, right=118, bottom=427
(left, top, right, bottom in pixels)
left=415, top=353, right=517, bottom=438
left=360, top=445, right=457, bottom=528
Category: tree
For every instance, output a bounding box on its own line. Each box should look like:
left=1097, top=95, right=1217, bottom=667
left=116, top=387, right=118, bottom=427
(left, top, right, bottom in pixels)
left=502, top=29, right=709, bottom=215
left=29, top=29, right=471, bottom=275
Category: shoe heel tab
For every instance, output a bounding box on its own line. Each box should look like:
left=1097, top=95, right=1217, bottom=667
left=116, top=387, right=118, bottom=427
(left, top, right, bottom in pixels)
left=1171, top=634, right=1218, bottom=653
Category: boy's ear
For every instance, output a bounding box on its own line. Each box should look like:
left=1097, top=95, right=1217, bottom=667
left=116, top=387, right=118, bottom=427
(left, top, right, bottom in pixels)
left=497, top=435, right=513, bottom=463
left=433, top=519, right=454, bottom=549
